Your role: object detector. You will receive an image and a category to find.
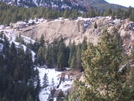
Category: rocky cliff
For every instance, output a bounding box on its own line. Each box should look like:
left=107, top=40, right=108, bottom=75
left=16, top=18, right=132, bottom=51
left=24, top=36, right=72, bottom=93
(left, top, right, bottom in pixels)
left=14, top=17, right=134, bottom=47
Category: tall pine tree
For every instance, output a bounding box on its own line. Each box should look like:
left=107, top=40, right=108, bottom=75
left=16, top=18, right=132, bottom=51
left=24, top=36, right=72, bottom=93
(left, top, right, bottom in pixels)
left=72, top=29, right=133, bottom=101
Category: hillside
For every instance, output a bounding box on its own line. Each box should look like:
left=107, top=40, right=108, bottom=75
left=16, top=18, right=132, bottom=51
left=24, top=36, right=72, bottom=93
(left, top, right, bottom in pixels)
left=86, top=0, right=126, bottom=11
left=0, top=0, right=126, bottom=12
left=0, top=0, right=91, bottom=11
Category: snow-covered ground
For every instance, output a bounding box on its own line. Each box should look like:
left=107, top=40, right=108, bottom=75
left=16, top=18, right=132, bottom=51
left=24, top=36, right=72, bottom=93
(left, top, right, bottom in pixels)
left=37, top=67, right=73, bottom=101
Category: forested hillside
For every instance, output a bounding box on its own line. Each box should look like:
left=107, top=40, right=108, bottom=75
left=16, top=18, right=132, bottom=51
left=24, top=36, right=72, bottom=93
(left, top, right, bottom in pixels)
left=0, top=32, right=40, bottom=101
left=0, top=2, right=134, bottom=25
left=0, top=0, right=90, bottom=11
left=0, top=29, right=87, bottom=100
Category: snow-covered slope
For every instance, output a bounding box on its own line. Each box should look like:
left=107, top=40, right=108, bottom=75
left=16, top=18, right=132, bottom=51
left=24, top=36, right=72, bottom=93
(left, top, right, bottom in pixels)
left=37, top=67, right=73, bottom=101
left=0, top=28, right=36, bottom=61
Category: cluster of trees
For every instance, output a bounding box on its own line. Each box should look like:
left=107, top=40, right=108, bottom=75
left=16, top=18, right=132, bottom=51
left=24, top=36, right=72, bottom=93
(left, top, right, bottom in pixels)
left=0, top=2, right=81, bottom=25
left=64, top=28, right=134, bottom=101
left=0, top=2, right=134, bottom=25
left=83, top=7, right=134, bottom=21
left=25, top=34, right=87, bottom=71
left=103, top=7, right=134, bottom=21
left=15, top=34, right=87, bottom=71
left=0, top=32, right=40, bottom=101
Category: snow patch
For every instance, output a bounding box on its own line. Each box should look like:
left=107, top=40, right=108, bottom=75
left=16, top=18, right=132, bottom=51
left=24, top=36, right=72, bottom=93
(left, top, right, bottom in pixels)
left=0, top=43, right=3, bottom=52
left=113, top=19, right=121, bottom=25
left=37, top=67, right=73, bottom=101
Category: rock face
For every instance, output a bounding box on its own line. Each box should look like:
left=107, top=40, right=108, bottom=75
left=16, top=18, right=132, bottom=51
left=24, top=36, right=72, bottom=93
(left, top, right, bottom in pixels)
left=14, top=17, right=134, bottom=46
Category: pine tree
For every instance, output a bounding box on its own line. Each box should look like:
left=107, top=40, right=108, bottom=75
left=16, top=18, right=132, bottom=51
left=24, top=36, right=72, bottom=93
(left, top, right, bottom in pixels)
left=68, top=41, right=76, bottom=68
left=70, top=54, right=76, bottom=69
left=129, top=11, right=134, bottom=21
left=37, top=46, right=45, bottom=65
left=104, top=8, right=112, bottom=16
left=43, top=73, right=49, bottom=88
left=72, top=29, right=133, bottom=101
left=129, top=42, right=134, bottom=91
left=75, top=45, right=82, bottom=69
left=94, top=22, right=97, bottom=29
left=57, top=38, right=68, bottom=70
left=81, top=37, right=87, bottom=52
left=39, top=34, right=45, bottom=47
left=51, top=78, right=54, bottom=86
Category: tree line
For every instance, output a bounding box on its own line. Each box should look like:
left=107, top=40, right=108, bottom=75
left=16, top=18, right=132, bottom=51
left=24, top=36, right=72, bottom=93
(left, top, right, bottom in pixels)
left=0, top=2, right=134, bottom=25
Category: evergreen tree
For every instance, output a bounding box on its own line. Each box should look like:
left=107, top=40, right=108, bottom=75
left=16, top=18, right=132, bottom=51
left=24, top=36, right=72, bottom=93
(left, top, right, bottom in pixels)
left=129, top=11, right=134, bottom=21
left=104, top=8, right=112, bottom=16
left=68, top=41, right=76, bottom=68
left=43, top=73, right=49, bottom=88
left=72, top=29, right=133, bottom=101
left=44, top=44, right=53, bottom=68
left=81, top=37, right=87, bottom=52
left=37, top=46, right=45, bottom=65
left=75, top=45, right=82, bottom=69
left=129, top=43, right=134, bottom=91
left=94, top=22, right=98, bottom=29
left=51, top=39, right=58, bottom=67
left=57, top=38, right=68, bottom=70
left=51, top=78, right=55, bottom=86
left=129, top=66, right=134, bottom=91
left=70, top=54, right=76, bottom=69
left=39, top=34, right=45, bottom=47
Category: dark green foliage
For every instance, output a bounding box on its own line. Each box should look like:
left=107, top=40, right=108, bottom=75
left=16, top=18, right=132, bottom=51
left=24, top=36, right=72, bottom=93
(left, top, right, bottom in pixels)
left=129, top=11, right=134, bottom=21
left=39, top=34, right=45, bottom=47
left=0, top=2, right=81, bottom=25
left=57, top=38, right=69, bottom=70
left=34, top=35, right=88, bottom=70
left=37, top=46, right=45, bottom=65
left=104, top=8, right=112, bottom=16
left=0, top=2, right=134, bottom=25
left=43, top=73, right=49, bottom=88
left=0, top=34, right=40, bottom=101
left=128, top=43, right=134, bottom=91
left=71, top=29, right=134, bottom=101
left=94, top=22, right=97, bottom=29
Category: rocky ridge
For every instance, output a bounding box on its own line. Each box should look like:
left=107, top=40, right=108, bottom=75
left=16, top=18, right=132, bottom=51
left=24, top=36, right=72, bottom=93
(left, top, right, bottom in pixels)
left=13, top=17, right=134, bottom=48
